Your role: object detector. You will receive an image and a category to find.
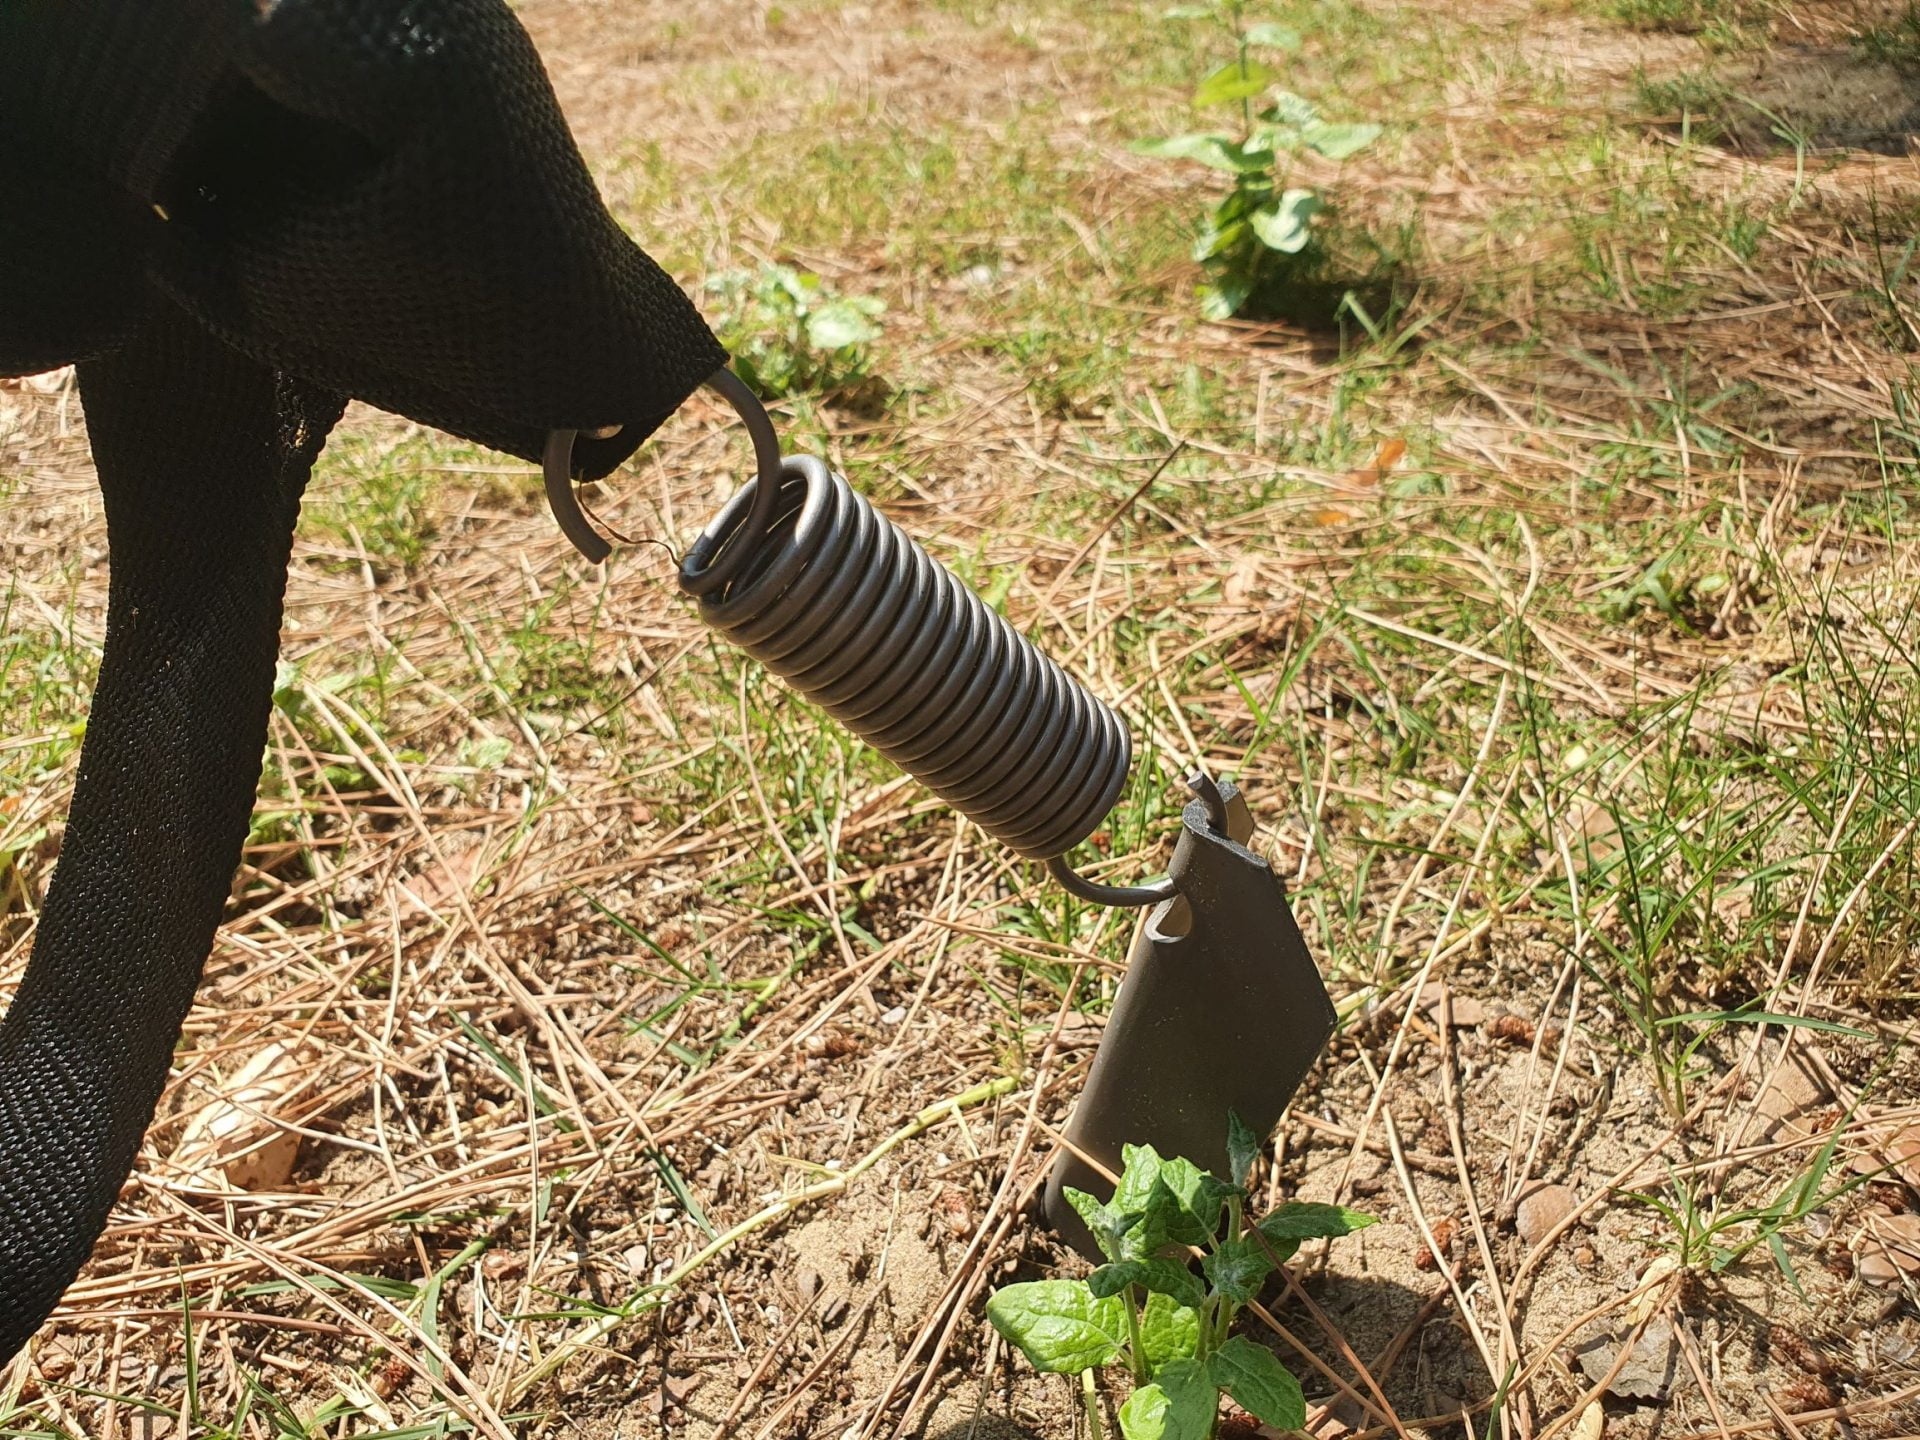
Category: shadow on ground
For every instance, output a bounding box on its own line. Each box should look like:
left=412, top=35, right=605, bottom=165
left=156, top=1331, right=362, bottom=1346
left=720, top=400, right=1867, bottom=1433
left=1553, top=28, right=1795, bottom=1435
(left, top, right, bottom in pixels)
left=925, top=1420, right=1050, bottom=1440
left=918, top=1272, right=1491, bottom=1440
left=1654, top=47, right=1920, bottom=155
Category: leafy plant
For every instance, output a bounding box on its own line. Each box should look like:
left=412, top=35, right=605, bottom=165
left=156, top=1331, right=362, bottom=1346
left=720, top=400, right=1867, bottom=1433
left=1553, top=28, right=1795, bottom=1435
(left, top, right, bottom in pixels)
left=1134, top=1, right=1380, bottom=320
left=986, top=1116, right=1374, bottom=1440
left=703, top=263, right=885, bottom=398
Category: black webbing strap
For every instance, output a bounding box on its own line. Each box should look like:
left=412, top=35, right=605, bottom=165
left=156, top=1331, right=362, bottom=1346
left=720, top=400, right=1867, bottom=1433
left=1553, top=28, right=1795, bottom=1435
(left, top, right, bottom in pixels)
left=0, top=0, right=726, bottom=1357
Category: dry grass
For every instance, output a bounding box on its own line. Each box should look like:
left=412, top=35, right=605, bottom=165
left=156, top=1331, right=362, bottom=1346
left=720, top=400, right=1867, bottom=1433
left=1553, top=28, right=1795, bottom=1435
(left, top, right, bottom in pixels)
left=4, top=0, right=1920, bottom=1436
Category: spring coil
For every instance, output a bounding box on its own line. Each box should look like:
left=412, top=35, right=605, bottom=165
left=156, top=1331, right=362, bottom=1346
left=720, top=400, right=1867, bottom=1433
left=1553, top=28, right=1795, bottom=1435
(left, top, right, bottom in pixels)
left=677, top=454, right=1131, bottom=862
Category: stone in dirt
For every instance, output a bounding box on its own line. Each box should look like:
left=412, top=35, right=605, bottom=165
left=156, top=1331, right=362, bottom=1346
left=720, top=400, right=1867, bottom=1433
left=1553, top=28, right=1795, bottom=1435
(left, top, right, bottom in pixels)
left=1755, top=1050, right=1828, bottom=1143
left=1515, top=1183, right=1577, bottom=1247
left=1856, top=1212, right=1920, bottom=1289
left=1417, top=982, right=1486, bottom=1028
left=1574, top=1318, right=1679, bottom=1402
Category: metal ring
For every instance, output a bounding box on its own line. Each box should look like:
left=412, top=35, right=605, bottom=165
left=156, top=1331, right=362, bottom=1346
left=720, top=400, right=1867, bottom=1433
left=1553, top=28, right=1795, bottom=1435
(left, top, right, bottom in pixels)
left=540, top=366, right=784, bottom=570
left=542, top=428, right=612, bottom=563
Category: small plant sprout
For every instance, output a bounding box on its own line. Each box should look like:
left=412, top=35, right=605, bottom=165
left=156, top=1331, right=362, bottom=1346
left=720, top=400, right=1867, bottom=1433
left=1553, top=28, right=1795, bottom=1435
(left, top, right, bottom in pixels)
left=987, top=1115, right=1374, bottom=1440
left=1135, top=0, right=1381, bottom=320
left=703, top=262, right=885, bottom=398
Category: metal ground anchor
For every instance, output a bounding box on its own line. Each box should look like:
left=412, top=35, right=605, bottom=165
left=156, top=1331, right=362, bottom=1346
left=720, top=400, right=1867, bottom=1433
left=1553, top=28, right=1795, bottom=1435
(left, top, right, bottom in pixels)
left=1042, top=778, right=1335, bottom=1259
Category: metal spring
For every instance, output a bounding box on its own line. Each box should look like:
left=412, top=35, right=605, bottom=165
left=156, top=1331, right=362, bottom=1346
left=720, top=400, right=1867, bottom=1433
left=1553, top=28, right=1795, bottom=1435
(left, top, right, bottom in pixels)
left=679, top=453, right=1131, bottom=862
left=548, top=369, right=1174, bottom=903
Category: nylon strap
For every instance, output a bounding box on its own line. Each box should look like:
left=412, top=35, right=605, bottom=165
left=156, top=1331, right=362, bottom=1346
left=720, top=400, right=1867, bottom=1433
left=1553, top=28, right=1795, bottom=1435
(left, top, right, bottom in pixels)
left=0, top=0, right=726, bottom=1356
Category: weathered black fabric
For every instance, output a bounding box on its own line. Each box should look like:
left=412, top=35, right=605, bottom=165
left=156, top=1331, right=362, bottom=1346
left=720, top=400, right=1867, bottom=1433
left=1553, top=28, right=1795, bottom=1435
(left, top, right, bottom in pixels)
left=0, top=0, right=725, bottom=1356
left=0, top=314, right=345, bottom=1353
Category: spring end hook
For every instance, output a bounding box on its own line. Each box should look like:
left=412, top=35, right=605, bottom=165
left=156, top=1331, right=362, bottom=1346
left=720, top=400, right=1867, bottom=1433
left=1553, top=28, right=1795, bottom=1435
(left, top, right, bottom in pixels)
left=1044, top=770, right=1232, bottom=907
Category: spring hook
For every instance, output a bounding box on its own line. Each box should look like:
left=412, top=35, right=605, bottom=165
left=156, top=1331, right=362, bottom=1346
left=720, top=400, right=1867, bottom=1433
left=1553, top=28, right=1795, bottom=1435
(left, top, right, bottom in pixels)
left=543, top=368, right=1174, bottom=903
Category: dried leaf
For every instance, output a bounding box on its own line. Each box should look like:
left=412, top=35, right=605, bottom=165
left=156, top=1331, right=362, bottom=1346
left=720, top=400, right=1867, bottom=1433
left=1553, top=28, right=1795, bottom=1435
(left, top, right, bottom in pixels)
left=1223, top=553, right=1264, bottom=610
left=170, top=1042, right=312, bottom=1191
left=1626, top=1254, right=1681, bottom=1325
left=1872, top=1118, right=1920, bottom=1195
left=1574, top=1318, right=1678, bottom=1401
left=1343, top=438, right=1406, bottom=489
left=1755, top=1052, right=1827, bottom=1143
left=1486, top=1013, right=1537, bottom=1046
left=1857, top=1213, right=1920, bottom=1288
left=404, top=846, right=486, bottom=916
left=1414, top=1216, right=1456, bottom=1271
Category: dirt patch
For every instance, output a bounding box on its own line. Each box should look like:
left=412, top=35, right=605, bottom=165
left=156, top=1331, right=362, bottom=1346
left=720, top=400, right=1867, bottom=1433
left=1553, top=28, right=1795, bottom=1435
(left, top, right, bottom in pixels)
left=12, top=0, right=1920, bottom=1436
left=1718, top=47, right=1920, bottom=155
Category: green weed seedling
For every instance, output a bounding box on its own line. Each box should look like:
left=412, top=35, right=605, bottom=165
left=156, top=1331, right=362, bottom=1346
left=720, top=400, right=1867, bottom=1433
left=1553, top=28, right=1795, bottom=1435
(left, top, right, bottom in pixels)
left=1135, top=0, right=1380, bottom=320
left=987, top=1116, right=1373, bottom=1440
left=703, top=262, right=885, bottom=398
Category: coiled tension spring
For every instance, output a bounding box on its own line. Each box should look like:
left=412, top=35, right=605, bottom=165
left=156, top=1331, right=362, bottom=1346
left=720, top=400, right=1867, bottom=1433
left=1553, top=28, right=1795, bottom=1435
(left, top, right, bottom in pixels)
left=545, top=369, right=1178, bottom=907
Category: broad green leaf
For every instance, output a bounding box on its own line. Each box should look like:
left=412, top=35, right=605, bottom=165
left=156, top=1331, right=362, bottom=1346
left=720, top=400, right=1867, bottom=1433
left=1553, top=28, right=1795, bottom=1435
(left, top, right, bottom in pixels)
left=1088, top=1259, right=1207, bottom=1310
left=1119, top=1359, right=1217, bottom=1440
left=1199, top=276, right=1252, bottom=321
left=1257, top=1201, right=1378, bottom=1243
left=805, top=300, right=882, bottom=351
left=463, top=736, right=512, bottom=771
left=1302, top=121, right=1382, bottom=160
left=1194, top=216, right=1252, bottom=264
left=1136, top=1291, right=1203, bottom=1368
left=774, top=267, right=816, bottom=301
left=1249, top=189, right=1322, bottom=253
left=1201, top=1237, right=1275, bottom=1304
left=1154, top=1160, right=1237, bottom=1246
left=984, top=1281, right=1127, bottom=1375
left=1065, top=1187, right=1140, bottom=1264
left=1115, top=1145, right=1168, bottom=1214
left=1244, top=22, right=1302, bottom=48
left=1104, top=1145, right=1186, bottom=1258
left=1192, top=59, right=1278, bottom=108
left=1209, top=1336, right=1306, bottom=1431
left=1131, top=133, right=1252, bottom=174
left=1261, top=1234, right=1302, bottom=1263
left=1261, top=90, right=1320, bottom=127
left=1226, top=1111, right=1262, bottom=1189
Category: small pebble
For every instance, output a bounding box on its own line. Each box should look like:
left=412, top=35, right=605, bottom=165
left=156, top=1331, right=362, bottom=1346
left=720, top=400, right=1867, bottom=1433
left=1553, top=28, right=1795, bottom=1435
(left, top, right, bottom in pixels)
left=1413, top=1216, right=1456, bottom=1271
left=1858, top=1251, right=1903, bottom=1287
left=1516, top=1183, right=1577, bottom=1247
left=1857, top=1214, right=1920, bottom=1288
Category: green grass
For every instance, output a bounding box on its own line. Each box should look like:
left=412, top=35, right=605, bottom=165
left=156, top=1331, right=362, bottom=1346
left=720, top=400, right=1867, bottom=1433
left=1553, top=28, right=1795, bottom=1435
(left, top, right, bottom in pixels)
left=1854, top=3, right=1920, bottom=69
left=7, top=0, right=1920, bottom=1430
left=1603, top=0, right=1775, bottom=47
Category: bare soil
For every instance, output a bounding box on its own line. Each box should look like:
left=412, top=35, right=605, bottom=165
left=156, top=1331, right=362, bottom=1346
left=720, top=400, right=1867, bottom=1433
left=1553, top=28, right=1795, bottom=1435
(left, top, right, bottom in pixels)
left=3, top=0, right=1920, bottom=1437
